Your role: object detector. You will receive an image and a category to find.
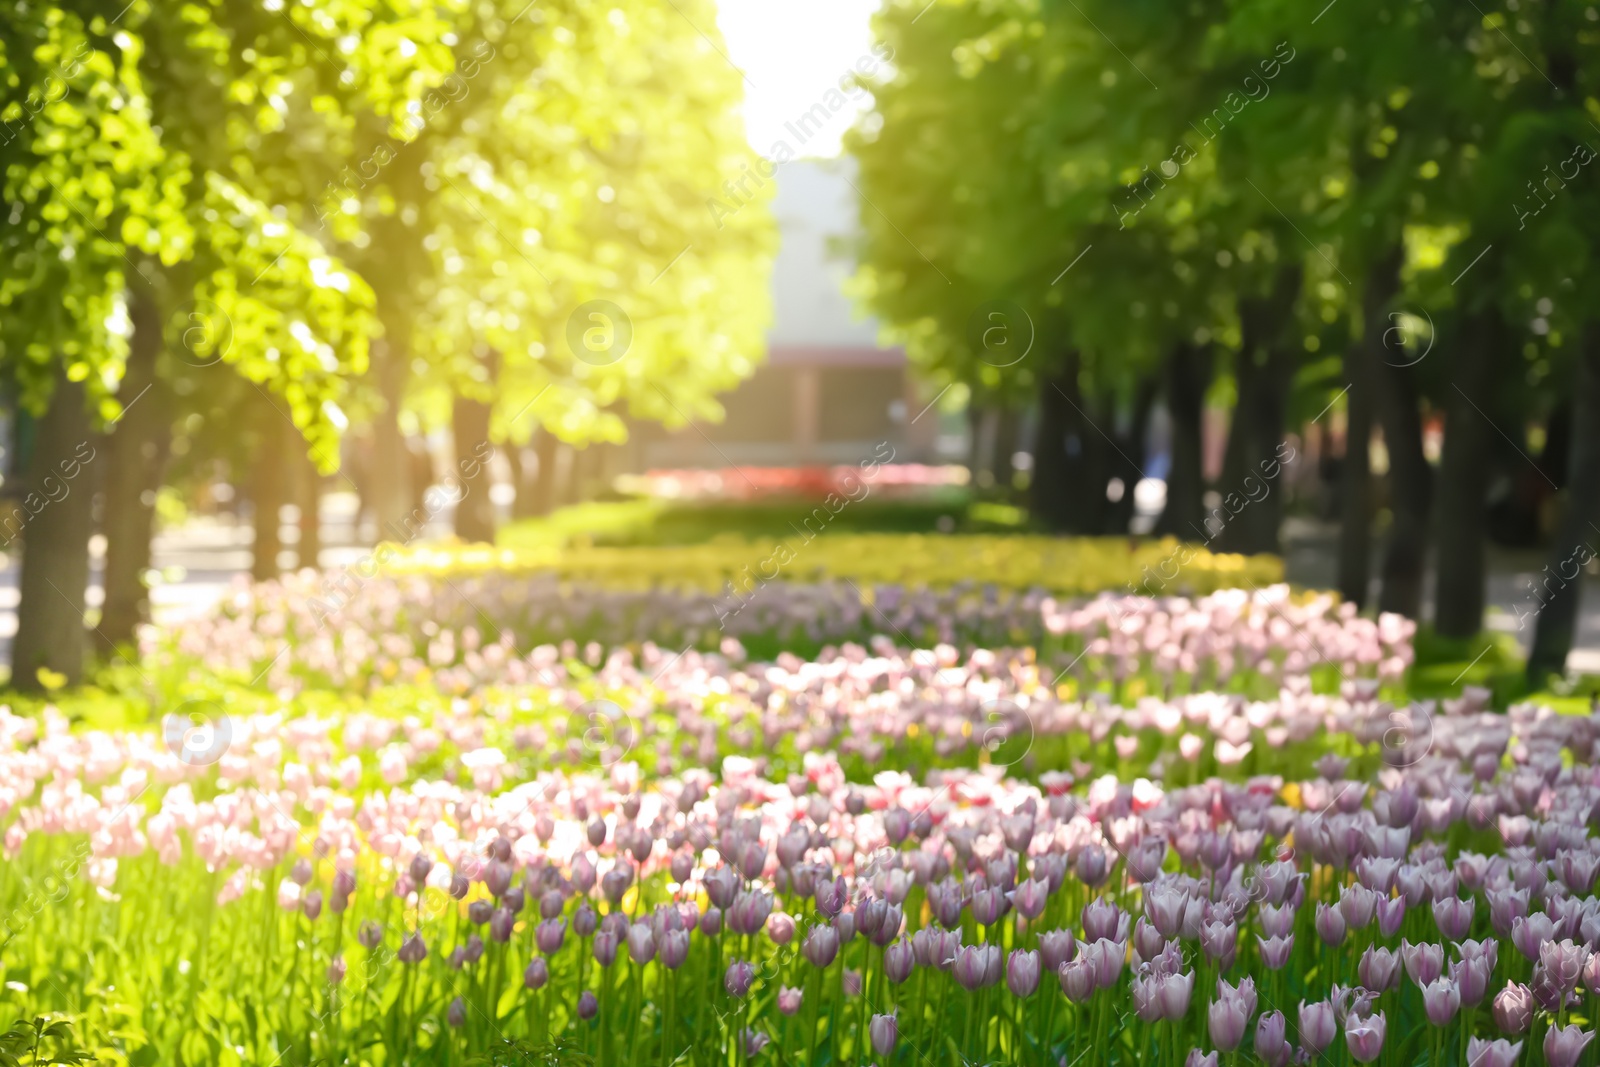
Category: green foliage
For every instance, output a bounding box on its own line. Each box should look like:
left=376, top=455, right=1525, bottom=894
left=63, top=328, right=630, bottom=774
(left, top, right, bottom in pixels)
left=0, top=1017, right=91, bottom=1067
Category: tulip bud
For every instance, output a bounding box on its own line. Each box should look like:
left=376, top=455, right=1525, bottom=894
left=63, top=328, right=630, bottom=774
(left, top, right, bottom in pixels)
left=869, top=1012, right=898, bottom=1057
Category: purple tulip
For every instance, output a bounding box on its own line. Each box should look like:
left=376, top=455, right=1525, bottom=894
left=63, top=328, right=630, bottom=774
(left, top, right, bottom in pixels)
left=593, top=931, right=619, bottom=968
left=1453, top=955, right=1493, bottom=1007
left=327, top=955, right=346, bottom=985
left=577, top=990, right=598, bottom=1020
left=725, top=960, right=755, bottom=998
left=1541, top=939, right=1590, bottom=994
left=870, top=1012, right=898, bottom=1057
left=1039, top=928, right=1077, bottom=971
left=803, top=925, right=839, bottom=969
left=536, top=918, right=566, bottom=955
left=1255, top=1010, right=1291, bottom=1067
left=777, top=986, right=803, bottom=1015
left=952, top=944, right=1001, bottom=991
left=489, top=907, right=515, bottom=943
left=1467, top=1037, right=1524, bottom=1067
left=1299, top=999, right=1336, bottom=1054
left=1544, top=1024, right=1595, bottom=1067
left=659, top=928, right=690, bottom=970
left=1208, top=977, right=1256, bottom=1052
left=1082, top=898, right=1124, bottom=942
left=524, top=957, right=549, bottom=989
left=397, top=932, right=427, bottom=964
left=447, top=996, right=466, bottom=1028
left=1376, top=895, right=1406, bottom=938
left=1007, top=950, right=1040, bottom=998
left=885, top=939, right=915, bottom=984
left=1423, top=977, right=1462, bottom=1025
left=573, top=904, right=598, bottom=938
left=627, top=922, right=656, bottom=964
left=1401, top=940, right=1444, bottom=986
left=1345, top=1010, right=1387, bottom=1064
left=1511, top=913, right=1556, bottom=960
left=1493, top=982, right=1533, bottom=1034
left=1257, top=933, right=1293, bottom=970
left=1358, top=945, right=1400, bottom=992
left=358, top=920, right=383, bottom=949
left=1059, top=957, right=1096, bottom=1002
left=1185, top=1052, right=1218, bottom=1067
left=1315, top=903, right=1346, bottom=946
left=1011, top=878, right=1049, bottom=921
left=1433, top=896, right=1475, bottom=941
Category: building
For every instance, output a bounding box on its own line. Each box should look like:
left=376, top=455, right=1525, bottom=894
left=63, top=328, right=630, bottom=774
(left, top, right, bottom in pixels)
left=630, top=158, right=949, bottom=470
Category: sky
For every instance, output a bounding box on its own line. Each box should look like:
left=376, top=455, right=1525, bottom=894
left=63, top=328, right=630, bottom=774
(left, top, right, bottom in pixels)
left=714, top=0, right=883, bottom=159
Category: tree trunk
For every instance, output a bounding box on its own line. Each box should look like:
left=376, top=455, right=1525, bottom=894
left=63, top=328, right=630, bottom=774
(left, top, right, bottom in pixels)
left=1217, top=267, right=1302, bottom=555
left=452, top=393, right=496, bottom=542
left=1374, top=345, right=1432, bottom=620
left=1338, top=257, right=1399, bottom=609
left=1156, top=342, right=1209, bottom=539
left=531, top=428, right=560, bottom=517
left=1527, top=325, right=1600, bottom=683
left=98, top=291, right=172, bottom=656
left=12, top=373, right=100, bottom=690
left=1105, top=380, right=1157, bottom=535
left=1031, top=361, right=1077, bottom=533
left=1433, top=309, right=1499, bottom=638
left=296, top=447, right=322, bottom=570
left=993, top=406, right=1020, bottom=492
left=251, top=402, right=289, bottom=582
left=368, top=337, right=411, bottom=543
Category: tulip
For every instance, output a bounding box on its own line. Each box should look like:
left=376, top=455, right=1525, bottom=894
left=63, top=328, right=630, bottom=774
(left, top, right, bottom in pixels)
left=1344, top=1010, right=1387, bottom=1064
left=397, top=932, right=427, bottom=964
left=1257, top=934, right=1293, bottom=970
left=1315, top=903, right=1346, bottom=946
left=1376, top=895, right=1405, bottom=938
left=1511, top=913, right=1556, bottom=960
left=593, top=931, right=619, bottom=968
left=1467, top=1037, right=1523, bottom=1067
left=1039, top=928, right=1077, bottom=971
left=1453, top=955, right=1493, bottom=1007
left=952, top=944, right=1001, bottom=991
left=803, top=925, right=839, bottom=968
left=1545, top=1024, right=1595, bottom=1067
left=743, top=1030, right=770, bottom=1057
left=1255, top=1010, right=1291, bottom=1067
left=1185, top=1052, right=1218, bottom=1067
left=1011, top=878, right=1049, bottom=921
left=524, top=956, right=549, bottom=989
left=1358, top=946, right=1400, bottom=992
left=725, top=960, right=755, bottom=998
left=577, top=990, right=599, bottom=1020
left=536, top=918, right=566, bottom=955
left=869, top=1012, right=898, bottom=1057
left=358, top=920, right=383, bottom=950
left=1059, top=957, right=1096, bottom=1002
left=490, top=907, right=515, bottom=943
left=574, top=904, right=598, bottom=938
left=1542, top=939, right=1590, bottom=994
left=447, top=996, right=466, bottom=1028
left=1422, top=977, right=1461, bottom=1026
left=327, top=955, right=346, bottom=986
left=1339, top=884, right=1377, bottom=929
left=885, top=939, right=915, bottom=984
left=1085, top=937, right=1126, bottom=989
left=1492, top=983, right=1533, bottom=1035
left=1082, top=898, right=1123, bottom=942
left=1299, top=999, right=1336, bottom=1054
left=1433, top=895, right=1474, bottom=941
left=699, top=907, right=723, bottom=939
left=1208, top=996, right=1249, bottom=1051
left=1401, top=940, right=1444, bottom=986
left=1007, top=950, right=1040, bottom=998
left=628, top=923, right=656, bottom=965
left=778, top=986, right=803, bottom=1015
